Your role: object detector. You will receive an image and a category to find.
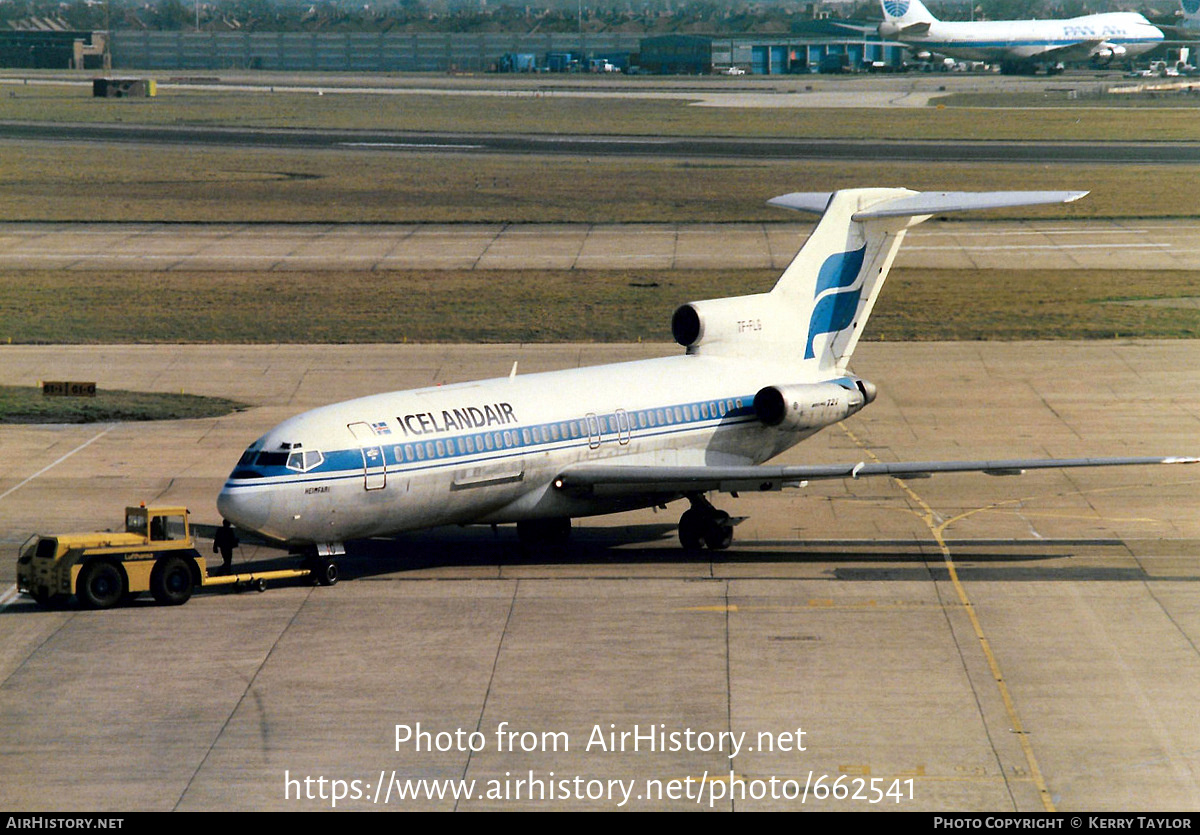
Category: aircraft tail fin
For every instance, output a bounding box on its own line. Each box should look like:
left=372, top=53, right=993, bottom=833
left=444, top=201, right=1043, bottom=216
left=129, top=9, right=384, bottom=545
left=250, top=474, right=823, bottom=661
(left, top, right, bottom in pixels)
left=1183, top=0, right=1200, bottom=32
left=671, top=188, right=1084, bottom=369
left=880, top=0, right=938, bottom=25
left=766, top=188, right=1087, bottom=372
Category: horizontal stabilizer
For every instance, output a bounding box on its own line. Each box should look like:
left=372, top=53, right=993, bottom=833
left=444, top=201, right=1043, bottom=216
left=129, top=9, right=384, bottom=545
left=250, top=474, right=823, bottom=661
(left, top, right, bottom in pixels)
left=555, top=456, right=1197, bottom=498
left=851, top=190, right=1089, bottom=219
left=826, top=21, right=879, bottom=35
left=768, top=190, right=1088, bottom=219
left=754, top=186, right=1090, bottom=373
left=766, top=192, right=834, bottom=214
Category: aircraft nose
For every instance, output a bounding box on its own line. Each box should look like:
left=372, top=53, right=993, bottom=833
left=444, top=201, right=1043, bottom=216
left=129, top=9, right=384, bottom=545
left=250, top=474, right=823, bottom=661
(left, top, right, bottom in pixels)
left=217, top=485, right=272, bottom=534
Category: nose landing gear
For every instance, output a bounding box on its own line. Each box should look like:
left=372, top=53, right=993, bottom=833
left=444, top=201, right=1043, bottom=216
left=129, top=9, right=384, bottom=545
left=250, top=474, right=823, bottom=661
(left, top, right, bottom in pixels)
left=678, top=495, right=736, bottom=551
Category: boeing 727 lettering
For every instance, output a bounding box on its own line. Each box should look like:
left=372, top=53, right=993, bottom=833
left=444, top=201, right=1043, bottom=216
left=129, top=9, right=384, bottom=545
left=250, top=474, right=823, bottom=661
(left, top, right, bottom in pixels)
left=216, top=188, right=1195, bottom=565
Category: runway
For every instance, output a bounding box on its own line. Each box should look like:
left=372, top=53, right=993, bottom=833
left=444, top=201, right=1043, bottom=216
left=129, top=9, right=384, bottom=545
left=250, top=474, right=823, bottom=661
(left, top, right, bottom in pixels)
left=2, top=218, right=1197, bottom=272
left=0, top=69, right=1117, bottom=109
left=5, top=120, right=1200, bottom=163
left=1, top=342, right=1197, bottom=811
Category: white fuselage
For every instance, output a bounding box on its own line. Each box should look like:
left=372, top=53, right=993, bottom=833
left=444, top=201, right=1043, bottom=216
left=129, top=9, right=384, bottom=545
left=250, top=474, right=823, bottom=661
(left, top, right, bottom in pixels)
left=895, top=13, right=1163, bottom=64
left=216, top=352, right=836, bottom=546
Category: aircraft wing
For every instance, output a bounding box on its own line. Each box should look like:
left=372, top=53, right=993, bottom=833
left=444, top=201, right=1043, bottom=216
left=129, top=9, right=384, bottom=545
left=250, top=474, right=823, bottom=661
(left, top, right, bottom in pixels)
left=553, top=456, right=1198, bottom=498
left=1033, top=38, right=1119, bottom=62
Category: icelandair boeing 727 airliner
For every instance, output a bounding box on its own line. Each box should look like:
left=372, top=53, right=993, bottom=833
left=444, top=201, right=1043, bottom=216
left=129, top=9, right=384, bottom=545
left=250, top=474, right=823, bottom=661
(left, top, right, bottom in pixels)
left=217, top=188, right=1195, bottom=562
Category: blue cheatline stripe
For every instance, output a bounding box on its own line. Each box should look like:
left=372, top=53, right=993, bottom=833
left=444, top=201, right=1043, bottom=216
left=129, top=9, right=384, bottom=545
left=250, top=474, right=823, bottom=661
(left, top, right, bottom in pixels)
left=223, top=394, right=766, bottom=488
left=918, top=37, right=1161, bottom=49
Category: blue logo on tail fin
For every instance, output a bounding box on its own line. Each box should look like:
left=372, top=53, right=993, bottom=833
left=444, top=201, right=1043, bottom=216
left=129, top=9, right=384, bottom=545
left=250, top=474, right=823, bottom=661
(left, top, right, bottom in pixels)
left=805, top=246, right=866, bottom=360
left=883, top=0, right=911, bottom=17
left=813, top=245, right=866, bottom=296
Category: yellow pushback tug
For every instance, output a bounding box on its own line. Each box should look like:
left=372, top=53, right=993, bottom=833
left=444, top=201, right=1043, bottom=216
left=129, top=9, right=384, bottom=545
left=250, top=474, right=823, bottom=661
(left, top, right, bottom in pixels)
left=16, top=505, right=335, bottom=609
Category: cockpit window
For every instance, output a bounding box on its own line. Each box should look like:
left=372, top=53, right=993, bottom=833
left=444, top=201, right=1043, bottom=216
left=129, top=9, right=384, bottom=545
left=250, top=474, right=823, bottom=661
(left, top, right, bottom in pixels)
left=286, top=450, right=324, bottom=472
left=237, top=444, right=262, bottom=467
left=256, top=451, right=289, bottom=467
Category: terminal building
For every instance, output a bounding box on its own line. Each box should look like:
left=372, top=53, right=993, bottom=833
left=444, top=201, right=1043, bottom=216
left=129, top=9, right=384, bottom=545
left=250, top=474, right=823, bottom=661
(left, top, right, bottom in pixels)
left=0, top=25, right=904, bottom=74
left=110, top=28, right=900, bottom=74
left=641, top=27, right=904, bottom=74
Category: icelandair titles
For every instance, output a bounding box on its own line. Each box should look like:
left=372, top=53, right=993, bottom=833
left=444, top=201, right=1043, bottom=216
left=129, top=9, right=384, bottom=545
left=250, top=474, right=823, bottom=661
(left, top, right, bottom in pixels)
left=395, top=402, right=517, bottom=437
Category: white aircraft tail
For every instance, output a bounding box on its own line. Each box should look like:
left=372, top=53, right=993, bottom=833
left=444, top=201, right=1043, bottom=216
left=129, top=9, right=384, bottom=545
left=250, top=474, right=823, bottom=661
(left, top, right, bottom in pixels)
left=880, top=0, right=938, bottom=25
left=767, top=188, right=914, bottom=371
left=1183, top=0, right=1200, bottom=32
left=770, top=188, right=1086, bottom=371
left=671, top=188, right=1087, bottom=372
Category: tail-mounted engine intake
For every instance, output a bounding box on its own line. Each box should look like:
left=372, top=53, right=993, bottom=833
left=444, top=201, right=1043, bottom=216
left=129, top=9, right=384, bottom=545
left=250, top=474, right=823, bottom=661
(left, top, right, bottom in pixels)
left=754, top=378, right=877, bottom=432
left=671, top=293, right=774, bottom=355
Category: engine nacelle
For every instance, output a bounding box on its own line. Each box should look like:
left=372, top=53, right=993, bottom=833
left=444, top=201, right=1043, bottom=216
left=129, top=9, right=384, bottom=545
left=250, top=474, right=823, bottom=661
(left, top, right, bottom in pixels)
left=754, top=378, right=876, bottom=432
left=878, top=21, right=901, bottom=38
left=671, top=293, right=775, bottom=355
left=1091, top=43, right=1124, bottom=64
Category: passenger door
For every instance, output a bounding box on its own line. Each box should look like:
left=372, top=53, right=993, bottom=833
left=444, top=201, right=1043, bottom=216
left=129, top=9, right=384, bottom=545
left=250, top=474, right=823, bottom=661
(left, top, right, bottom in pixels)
left=347, top=422, right=387, bottom=490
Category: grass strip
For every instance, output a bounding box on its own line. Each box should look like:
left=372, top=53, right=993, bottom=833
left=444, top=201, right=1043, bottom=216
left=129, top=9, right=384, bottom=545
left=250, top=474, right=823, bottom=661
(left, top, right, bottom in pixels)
left=3, top=83, right=1200, bottom=141
left=2, top=268, right=1196, bottom=344
left=1, top=142, right=1196, bottom=222
left=0, top=385, right=247, bottom=423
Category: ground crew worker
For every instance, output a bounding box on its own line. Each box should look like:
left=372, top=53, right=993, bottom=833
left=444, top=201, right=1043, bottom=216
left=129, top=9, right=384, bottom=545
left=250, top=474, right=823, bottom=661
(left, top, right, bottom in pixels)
left=213, top=519, right=239, bottom=573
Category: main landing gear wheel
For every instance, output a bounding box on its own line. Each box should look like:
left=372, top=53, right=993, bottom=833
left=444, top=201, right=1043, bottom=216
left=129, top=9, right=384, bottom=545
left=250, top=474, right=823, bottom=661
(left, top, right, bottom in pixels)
left=678, top=498, right=734, bottom=552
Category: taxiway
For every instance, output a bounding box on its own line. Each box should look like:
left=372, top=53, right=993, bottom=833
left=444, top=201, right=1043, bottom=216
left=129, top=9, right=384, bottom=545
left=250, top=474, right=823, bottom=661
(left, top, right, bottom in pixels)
left=5, top=121, right=1200, bottom=163
left=1, top=218, right=1197, bottom=272
left=0, top=341, right=1197, bottom=811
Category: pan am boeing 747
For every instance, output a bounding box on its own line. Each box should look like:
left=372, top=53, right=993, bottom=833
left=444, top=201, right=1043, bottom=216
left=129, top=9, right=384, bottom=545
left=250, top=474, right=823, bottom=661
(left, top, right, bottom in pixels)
left=216, top=188, right=1195, bottom=566
left=878, top=0, right=1164, bottom=73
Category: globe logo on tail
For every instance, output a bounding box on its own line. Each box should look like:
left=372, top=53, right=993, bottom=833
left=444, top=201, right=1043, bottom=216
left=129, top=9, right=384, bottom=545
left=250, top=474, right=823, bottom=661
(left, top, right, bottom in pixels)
left=883, top=0, right=911, bottom=17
